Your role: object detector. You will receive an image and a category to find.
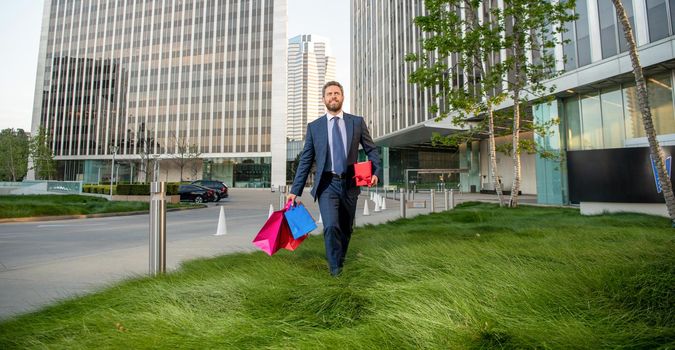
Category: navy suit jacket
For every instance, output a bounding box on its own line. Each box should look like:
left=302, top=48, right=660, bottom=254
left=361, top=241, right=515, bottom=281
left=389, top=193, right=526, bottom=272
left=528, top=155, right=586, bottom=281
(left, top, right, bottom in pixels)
left=290, top=113, right=382, bottom=200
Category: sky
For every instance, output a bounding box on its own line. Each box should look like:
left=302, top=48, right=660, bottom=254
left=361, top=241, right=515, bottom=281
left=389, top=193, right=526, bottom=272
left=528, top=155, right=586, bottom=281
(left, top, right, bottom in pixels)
left=0, top=0, right=351, bottom=132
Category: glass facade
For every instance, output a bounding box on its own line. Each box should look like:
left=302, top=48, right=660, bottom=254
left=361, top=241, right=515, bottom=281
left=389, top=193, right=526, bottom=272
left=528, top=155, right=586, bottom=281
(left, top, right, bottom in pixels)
left=34, top=0, right=286, bottom=186
left=351, top=1, right=435, bottom=139
left=564, top=71, right=675, bottom=151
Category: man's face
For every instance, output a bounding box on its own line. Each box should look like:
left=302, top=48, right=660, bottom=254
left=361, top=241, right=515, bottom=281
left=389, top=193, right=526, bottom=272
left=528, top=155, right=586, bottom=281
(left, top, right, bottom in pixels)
left=323, top=85, right=343, bottom=113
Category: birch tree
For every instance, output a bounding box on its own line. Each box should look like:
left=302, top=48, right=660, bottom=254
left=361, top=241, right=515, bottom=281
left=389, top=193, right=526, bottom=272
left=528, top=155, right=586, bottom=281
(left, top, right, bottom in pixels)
left=408, top=0, right=574, bottom=207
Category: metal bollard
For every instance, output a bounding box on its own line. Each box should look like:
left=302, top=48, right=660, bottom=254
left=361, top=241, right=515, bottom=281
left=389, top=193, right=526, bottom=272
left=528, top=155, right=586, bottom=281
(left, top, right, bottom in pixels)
left=400, top=188, right=406, bottom=218
left=279, top=192, right=285, bottom=210
left=444, top=189, right=449, bottom=211
left=430, top=189, right=435, bottom=213
left=149, top=182, right=166, bottom=276
left=450, top=189, right=455, bottom=209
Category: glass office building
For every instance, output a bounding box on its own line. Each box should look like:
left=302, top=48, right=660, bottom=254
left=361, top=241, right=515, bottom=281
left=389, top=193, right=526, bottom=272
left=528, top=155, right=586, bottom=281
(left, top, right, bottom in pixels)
left=352, top=0, right=675, bottom=212
left=30, top=0, right=287, bottom=188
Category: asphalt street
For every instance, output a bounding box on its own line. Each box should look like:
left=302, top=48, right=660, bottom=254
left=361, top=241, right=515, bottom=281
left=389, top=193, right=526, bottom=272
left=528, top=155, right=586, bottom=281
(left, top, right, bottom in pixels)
left=0, top=187, right=428, bottom=319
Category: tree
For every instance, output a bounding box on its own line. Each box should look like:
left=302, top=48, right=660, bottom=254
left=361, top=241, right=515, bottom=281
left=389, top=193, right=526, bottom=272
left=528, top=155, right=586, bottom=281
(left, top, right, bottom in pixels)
left=0, top=128, right=29, bottom=181
left=497, top=0, right=574, bottom=207
left=409, top=0, right=574, bottom=207
left=408, top=0, right=510, bottom=206
left=128, top=123, right=160, bottom=183
left=30, top=126, right=57, bottom=180
left=170, top=132, right=201, bottom=182
left=611, top=0, right=675, bottom=225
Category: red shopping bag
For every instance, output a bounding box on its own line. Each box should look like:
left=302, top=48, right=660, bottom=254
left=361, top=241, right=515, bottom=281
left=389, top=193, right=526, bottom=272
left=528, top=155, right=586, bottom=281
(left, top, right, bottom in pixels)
left=252, top=202, right=307, bottom=256
left=353, top=160, right=372, bottom=186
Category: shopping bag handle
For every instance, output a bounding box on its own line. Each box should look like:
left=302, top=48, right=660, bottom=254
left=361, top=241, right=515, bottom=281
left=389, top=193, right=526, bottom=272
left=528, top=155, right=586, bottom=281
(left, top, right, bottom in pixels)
left=284, top=199, right=295, bottom=210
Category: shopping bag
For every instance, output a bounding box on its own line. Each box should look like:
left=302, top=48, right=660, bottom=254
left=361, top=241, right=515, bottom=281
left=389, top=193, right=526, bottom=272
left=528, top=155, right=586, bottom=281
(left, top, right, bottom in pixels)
left=353, top=160, right=372, bottom=186
left=278, top=221, right=307, bottom=251
left=252, top=210, right=287, bottom=256
left=252, top=202, right=308, bottom=256
left=284, top=201, right=317, bottom=239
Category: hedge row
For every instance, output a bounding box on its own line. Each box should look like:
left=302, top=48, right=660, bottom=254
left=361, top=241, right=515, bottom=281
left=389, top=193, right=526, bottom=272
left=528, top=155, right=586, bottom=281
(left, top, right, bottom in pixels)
left=83, top=185, right=113, bottom=194
left=83, top=183, right=179, bottom=195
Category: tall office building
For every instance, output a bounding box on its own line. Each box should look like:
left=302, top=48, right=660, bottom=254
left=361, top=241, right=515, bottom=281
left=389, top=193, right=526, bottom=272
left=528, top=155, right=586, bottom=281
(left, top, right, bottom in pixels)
left=31, top=0, right=287, bottom=188
left=287, top=34, right=335, bottom=141
left=352, top=0, right=675, bottom=215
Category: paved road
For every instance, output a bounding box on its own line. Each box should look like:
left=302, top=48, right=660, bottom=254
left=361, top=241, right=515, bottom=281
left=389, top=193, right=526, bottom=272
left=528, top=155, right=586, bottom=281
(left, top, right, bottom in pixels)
left=1, top=188, right=442, bottom=319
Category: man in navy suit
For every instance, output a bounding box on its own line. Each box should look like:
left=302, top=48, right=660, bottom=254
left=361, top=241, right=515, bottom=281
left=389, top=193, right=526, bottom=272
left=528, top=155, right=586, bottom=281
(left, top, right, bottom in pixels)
left=287, top=81, right=381, bottom=276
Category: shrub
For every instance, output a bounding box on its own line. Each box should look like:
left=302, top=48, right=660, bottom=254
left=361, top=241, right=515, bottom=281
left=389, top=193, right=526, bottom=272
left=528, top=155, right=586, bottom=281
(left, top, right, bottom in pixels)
left=115, top=184, right=150, bottom=196
left=166, top=183, right=179, bottom=195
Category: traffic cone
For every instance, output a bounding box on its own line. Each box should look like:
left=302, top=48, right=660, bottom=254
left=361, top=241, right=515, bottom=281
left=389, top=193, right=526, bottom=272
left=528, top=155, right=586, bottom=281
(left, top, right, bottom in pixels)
left=381, top=195, right=387, bottom=210
left=363, top=199, right=370, bottom=216
left=268, top=203, right=274, bottom=218
left=317, top=212, right=323, bottom=224
left=215, top=206, right=227, bottom=236
left=370, top=191, right=374, bottom=201
left=374, top=195, right=381, bottom=212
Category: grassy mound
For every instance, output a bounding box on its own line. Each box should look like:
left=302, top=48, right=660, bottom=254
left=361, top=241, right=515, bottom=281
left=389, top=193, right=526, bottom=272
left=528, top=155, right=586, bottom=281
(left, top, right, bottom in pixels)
left=1, top=203, right=673, bottom=348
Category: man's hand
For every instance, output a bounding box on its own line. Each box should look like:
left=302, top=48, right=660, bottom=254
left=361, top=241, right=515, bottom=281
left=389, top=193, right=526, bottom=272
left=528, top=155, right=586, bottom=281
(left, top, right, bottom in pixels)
left=370, top=175, right=379, bottom=187
left=286, top=193, right=301, bottom=205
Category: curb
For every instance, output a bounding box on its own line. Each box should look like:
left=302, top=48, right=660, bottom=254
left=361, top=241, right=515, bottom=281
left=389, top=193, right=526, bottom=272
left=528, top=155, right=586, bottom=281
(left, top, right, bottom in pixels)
left=0, top=204, right=208, bottom=224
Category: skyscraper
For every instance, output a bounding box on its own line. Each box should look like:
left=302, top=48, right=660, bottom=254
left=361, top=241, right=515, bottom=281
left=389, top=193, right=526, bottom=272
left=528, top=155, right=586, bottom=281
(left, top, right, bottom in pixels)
left=287, top=34, right=335, bottom=141
left=30, top=0, right=287, bottom=188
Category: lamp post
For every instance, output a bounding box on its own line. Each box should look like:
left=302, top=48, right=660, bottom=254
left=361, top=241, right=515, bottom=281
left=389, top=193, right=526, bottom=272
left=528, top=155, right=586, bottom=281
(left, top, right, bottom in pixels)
left=110, top=145, right=119, bottom=200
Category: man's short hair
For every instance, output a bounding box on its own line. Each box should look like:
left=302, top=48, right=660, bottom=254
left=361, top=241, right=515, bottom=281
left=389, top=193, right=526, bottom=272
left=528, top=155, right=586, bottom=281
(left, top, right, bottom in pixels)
left=322, top=81, right=344, bottom=97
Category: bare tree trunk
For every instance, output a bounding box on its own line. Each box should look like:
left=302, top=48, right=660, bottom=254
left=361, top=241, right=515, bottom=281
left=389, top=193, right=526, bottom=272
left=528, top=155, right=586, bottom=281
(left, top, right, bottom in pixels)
left=509, top=17, right=523, bottom=208
left=468, top=4, right=505, bottom=206
left=487, top=105, right=505, bottom=206
left=612, top=0, right=675, bottom=224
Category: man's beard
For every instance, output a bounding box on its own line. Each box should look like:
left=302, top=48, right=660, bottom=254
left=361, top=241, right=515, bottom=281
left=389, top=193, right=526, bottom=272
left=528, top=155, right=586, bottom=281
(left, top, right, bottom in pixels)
left=325, top=99, right=343, bottom=113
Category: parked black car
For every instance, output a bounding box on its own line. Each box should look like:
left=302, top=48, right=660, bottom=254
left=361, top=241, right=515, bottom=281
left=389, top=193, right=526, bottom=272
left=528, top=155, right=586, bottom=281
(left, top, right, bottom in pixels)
left=191, top=179, right=229, bottom=201
left=178, top=184, right=216, bottom=203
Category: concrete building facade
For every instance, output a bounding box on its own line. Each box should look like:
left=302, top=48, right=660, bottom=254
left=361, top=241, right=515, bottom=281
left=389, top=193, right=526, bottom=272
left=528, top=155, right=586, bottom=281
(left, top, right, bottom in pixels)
left=31, top=0, right=287, bottom=188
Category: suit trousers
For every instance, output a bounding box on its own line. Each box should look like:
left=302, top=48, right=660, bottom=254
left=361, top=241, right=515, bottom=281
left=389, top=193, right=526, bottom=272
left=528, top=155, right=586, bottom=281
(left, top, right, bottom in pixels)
left=318, top=177, right=358, bottom=275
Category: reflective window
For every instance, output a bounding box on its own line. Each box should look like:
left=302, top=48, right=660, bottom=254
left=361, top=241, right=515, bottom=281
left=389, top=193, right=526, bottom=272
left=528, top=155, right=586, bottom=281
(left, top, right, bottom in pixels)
left=600, top=88, right=625, bottom=148
left=622, top=83, right=643, bottom=138
left=647, top=0, right=669, bottom=42
left=581, top=92, right=603, bottom=149
left=576, top=0, right=591, bottom=67
left=566, top=96, right=581, bottom=150
left=598, top=0, right=617, bottom=58
left=648, top=73, right=675, bottom=135
left=618, top=0, right=635, bottom=53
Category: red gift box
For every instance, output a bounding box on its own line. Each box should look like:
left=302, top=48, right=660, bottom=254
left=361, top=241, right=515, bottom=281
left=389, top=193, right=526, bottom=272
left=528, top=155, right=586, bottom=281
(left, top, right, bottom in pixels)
left=353, top=160, right=372, bottom=186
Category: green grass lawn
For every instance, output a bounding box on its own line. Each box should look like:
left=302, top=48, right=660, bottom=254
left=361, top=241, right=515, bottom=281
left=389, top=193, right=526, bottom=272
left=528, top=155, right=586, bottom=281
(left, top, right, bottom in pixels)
left=0, top=195, right=201, bottom=218
left=0, top=203, right=673, bottom=348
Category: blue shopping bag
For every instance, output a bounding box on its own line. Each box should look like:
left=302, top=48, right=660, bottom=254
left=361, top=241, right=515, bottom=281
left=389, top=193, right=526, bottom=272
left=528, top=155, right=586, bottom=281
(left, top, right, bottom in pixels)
left=284, top=201, right=317, bottom=239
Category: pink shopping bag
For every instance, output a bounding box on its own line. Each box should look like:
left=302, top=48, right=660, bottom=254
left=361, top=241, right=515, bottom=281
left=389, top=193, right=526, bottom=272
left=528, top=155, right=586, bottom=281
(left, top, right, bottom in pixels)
left=252, top=202, right=307, bottom=256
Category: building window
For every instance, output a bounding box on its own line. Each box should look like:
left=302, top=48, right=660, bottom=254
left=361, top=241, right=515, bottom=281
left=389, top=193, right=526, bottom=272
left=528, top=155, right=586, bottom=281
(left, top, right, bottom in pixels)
left=615, top=0, right=635, bottom=52
left=648, top=73, right=675, bottom=135
left=575, top=0, right=591, bottom=67
left=566, top=96, right=581, bottom=150
left=562, top=0, right=591, bottom=70
left=647, top=0, right=670, bottom=42
left=600, top=88, right=625, bottom=148
left=598, top=0, right=617, bottom=58
left=623, top=83, right=643, bottom=138
left=566, top=71, right=675, bottom=149
left=580, top=92, right=603, bottom=149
